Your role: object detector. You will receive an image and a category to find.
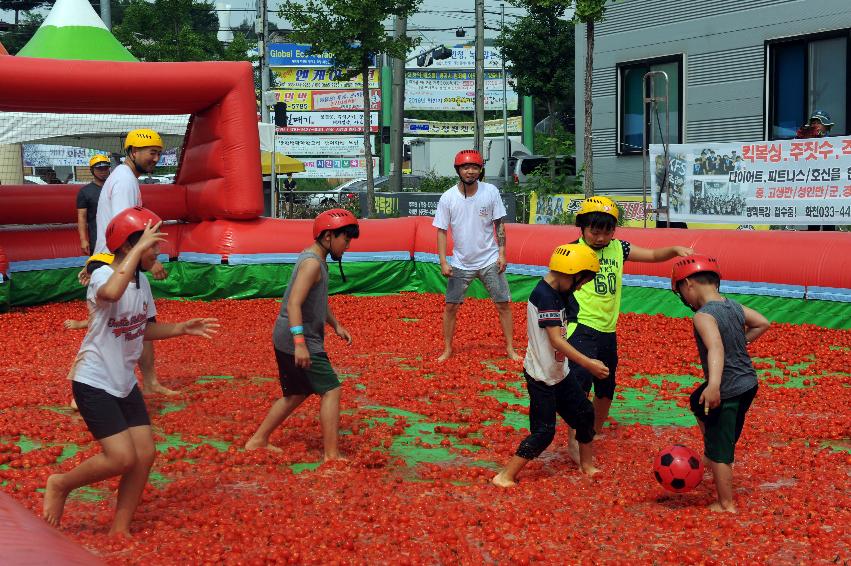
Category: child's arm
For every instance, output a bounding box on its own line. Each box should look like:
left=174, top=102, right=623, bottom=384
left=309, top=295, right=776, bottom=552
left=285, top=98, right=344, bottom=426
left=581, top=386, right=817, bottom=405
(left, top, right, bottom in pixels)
left=545, top=326, right=609, bottom=379
left=286, top=258, right=322, bottom=368
left=326, top=308, right=352, bottom=345
left=144, top=318, right=219, bottom=341
left=694, top=313, right=724, bottom=410
left=627, top=244, right=693, bottom=263
left=742, top=305, right=770, bottom=344
left=96, top=221, right=165, bottom=302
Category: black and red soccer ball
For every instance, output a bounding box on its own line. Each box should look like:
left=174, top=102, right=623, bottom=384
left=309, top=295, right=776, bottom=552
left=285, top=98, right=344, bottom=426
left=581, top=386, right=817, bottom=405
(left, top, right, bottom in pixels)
left=653, top=444, right=704, bottom=493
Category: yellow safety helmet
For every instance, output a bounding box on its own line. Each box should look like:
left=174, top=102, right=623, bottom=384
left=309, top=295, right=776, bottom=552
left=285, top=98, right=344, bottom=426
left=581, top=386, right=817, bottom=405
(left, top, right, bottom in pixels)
left=124, top=129, right=163, bottom=151
left=575, top=196, right=619, bottom=222
left=549, top=243, right=600, bottom=275
left=89, top=154, right=111, bottom=168
left=85, top=252, right=114, bottom=267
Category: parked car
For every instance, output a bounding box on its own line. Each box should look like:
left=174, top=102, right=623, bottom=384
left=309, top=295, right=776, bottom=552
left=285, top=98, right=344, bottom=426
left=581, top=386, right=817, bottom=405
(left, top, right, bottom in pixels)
left=513, top=155, right=576, bottom=184
left=138, top=174, right=175, bottom=184
left=23, top=175, right=48, bottom=185
left=306, top=175, right=425, bottom=206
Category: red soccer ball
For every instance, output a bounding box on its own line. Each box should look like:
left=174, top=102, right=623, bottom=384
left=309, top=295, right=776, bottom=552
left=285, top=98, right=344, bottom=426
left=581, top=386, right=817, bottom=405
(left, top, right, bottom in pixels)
left=653, top=444, right=704, bottom=493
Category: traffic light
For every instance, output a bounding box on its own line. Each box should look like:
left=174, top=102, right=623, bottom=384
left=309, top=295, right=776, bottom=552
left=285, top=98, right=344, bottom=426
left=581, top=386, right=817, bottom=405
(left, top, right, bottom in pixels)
left=432, top=46, right=452, bottom=61
left=274, top=102, right=288, bottom=127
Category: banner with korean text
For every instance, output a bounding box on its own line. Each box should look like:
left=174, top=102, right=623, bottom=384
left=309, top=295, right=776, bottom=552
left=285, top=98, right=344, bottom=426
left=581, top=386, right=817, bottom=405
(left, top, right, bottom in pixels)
left=275, top=136, right=363, bottom=156
left=299, top=157, right=379, bottom=178
left=272, top=68, right=380, bottom=90
left=404, top=116, right=522, bottom=136
left=273, top=89, right=381, bottom=111
left=404, top=70, right=517, bottom=111
left=277, top=112, right=380, bottom=133
left=649, top=136, right=851, bottom=225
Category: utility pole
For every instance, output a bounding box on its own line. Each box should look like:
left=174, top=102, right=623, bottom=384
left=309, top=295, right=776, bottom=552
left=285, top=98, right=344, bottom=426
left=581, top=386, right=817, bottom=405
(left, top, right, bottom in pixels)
left=501, top=3, right=509, bottom=184
left=390, top=16, right=407, bottom=193
left=100, top=0, right=112, bottom=30
left=258, top=0, right=270, bottom=123
left=474, top=0, right=485, bottom=153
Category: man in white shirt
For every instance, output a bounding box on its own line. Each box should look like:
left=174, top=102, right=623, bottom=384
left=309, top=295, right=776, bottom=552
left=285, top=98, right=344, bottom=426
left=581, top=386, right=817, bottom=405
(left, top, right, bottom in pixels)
left=88, top=129, right=175, bottom=396
left=432, top=150, right=521, bottom=363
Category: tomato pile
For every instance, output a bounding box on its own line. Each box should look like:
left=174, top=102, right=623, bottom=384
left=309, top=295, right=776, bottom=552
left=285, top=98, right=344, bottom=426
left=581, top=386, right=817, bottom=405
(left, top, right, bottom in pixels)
left=1, top=293, right=849, bottom=564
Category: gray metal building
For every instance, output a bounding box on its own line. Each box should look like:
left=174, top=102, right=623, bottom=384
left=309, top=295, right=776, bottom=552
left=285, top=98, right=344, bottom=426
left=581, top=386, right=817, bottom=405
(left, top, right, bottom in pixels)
left=575, top=0, right=851, bottom=194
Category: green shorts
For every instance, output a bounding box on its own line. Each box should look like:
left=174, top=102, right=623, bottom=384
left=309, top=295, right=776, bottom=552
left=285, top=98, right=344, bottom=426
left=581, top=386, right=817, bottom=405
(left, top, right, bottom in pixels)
left=690, top=383, right=758, bottom=464
left=274, top=348, right=340, bottom=396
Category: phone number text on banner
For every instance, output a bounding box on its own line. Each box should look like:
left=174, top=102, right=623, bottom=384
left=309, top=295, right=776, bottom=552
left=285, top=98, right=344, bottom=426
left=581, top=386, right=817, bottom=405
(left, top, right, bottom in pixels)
left=277, top=112, right=380, bottom=133
left=649, top=136, right=851, bottom=225
left=274, top=89, right=381, bottom=111
left=272, top=68, right=380, bottom=90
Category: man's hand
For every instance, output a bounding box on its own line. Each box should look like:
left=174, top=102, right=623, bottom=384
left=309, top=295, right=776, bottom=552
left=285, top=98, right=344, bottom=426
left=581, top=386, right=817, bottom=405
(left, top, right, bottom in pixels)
left=497, top=252, right=508, bottom=273
left=440, top=261, right=452, bottom=278
left=181, top=318, right=220, bottom=339
left=80, top=241, right=90, bottom=256
left=584, top=358, right=610, bottom=380
left=294, top=343, right=311, bottom=368
left=334, top=323, right=353, bottom=345
left=699, top=384, right=721, bottom=411
left=150, top=260, right=168, bottom=280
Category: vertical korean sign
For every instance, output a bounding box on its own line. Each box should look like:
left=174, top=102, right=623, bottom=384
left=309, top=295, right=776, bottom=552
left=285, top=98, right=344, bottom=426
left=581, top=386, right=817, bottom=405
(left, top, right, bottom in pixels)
left=649, top=136, right=851, bottom=225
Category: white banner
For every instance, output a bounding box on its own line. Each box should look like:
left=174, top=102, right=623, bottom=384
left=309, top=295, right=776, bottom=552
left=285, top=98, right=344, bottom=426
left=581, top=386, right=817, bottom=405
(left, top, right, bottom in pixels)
left=277, top=112, right=380, bottom=133
left=650, top=136, right=851, bottom=225
left=275, top=136, right=364, bottom=156
left=299, top=157, right=379, bottom=178
left=407, top=45, right=503, bottom=69
left=404, top=70, right=517, bottom=110
left=273, top=89, right=381, bottom=111
left=23, top=144, right=179, bottom=167
left=404, top=116, right=522, bottom=136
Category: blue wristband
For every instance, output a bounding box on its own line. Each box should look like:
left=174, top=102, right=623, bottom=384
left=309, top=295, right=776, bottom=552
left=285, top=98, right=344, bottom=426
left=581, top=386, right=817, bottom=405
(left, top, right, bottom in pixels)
left=290, top=325, right=304, bottom=335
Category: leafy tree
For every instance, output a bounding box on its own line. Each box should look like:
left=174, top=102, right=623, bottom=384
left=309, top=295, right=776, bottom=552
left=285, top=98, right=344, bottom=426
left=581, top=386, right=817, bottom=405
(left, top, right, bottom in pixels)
left=0, top=0, right=46, bottom=25
left=280, top=0, right=421, bottom=216
left=0, top=10, right=43, bottom=54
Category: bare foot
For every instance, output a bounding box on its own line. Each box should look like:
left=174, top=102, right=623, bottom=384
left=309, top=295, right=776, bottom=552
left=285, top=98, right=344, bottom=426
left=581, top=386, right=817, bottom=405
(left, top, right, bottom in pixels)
left=142, top=382, right=179, bottom=396
left=63, top=319, right=87, bottom=330
left=43, top=474, right=69, bottom=527
left=437, top=348, right=453, bottom=363
left=708, top=502, right=736, bottom=513
left=491, top=472, right=517, bottom=488
left=108, top=527, right=132, bottom=538
left=580, top=464, right=601, bottom=477
left=69, top=398, right=78, bottom=412
left=567, top=439, right=581, bottom=466
left=506, top=349, right=523, bottom=362
left=323, top=453, right=347, bottom=463
left=244, top=437, right=283, bottom=452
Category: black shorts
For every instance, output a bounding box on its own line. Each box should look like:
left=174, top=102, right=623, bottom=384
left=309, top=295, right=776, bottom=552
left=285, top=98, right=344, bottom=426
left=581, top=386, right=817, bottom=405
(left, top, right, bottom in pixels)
left=690, top=383, right=758, bottom=464
left=72, top=381, right=151, bottom=440
left=566, top=323, right=618, bottom=399
left=274, top=348, right=340, bottom=397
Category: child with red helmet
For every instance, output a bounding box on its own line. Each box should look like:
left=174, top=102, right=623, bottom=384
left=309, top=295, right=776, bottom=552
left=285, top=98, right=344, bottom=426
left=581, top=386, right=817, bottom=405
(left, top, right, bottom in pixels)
left=245, top=209, right=359, bottom=461
left=671, top=254, right=769, bottom=512
left=44, top=207, right=219, bottom=536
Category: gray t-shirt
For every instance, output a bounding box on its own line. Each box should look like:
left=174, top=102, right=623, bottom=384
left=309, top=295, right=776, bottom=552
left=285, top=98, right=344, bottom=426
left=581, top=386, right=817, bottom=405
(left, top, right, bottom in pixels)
left=272, top=251, right=328, bottom=354
left=694, top=299, right=758, bottom=399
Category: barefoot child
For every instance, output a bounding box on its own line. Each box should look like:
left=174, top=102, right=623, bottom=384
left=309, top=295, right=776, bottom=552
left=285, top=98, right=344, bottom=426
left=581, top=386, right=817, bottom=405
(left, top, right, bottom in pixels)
left=671, top=254, right=769, bottom=512
left=245, top=209, right=359, bottom=461
left=44, top=207, right=218, bottom=535
left=492, top=244, right=610, bottom=487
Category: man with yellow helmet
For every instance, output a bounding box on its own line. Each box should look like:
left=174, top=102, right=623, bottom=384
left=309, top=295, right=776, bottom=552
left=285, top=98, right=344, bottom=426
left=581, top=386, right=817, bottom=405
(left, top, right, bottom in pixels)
left=492, top=244, right=609, bottom=487
left=565, top=196, right=693, bottom=458
left=86, top=128, right=176, bottom=396
left=75, top=154, right=112, bottom=256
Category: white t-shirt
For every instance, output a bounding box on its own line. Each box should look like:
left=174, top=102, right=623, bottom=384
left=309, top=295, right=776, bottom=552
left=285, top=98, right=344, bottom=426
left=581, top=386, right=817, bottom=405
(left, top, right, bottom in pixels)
left=93, top=163, right=141, bottom=254
left=71, top=266, right=156, bottom=397
left=524, top=279, right=570, bottom=385
left=432, top=182, right=507, bottom=270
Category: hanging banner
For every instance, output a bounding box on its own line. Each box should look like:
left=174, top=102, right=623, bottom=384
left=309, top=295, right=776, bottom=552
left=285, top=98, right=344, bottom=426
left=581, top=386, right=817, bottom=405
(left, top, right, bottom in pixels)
left=275, top=136, right=364, bottom=156
left=23, top=145, right=179, bottom=167
left=650, top=136, right=851, bottom=225
left=267, top=43, right=377, bottom=67
left=406, top=45, right=504, bottom=69
left=276, top=112, right=380, bottom=133
left=404, top=70, right=517, bottom=111
left=404, top=116, right=522, bottom=136
left=299, top=157, right=379, bottom=178
left=272, top=68, right=380, bottom=90
left=273, top=89, right=381, bottom=111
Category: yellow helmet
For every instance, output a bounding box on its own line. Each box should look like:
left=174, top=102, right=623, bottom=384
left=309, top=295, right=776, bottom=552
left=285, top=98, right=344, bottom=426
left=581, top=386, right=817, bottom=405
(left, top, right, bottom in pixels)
left=85, top=252, right=114, bottom=266
left=576, top=196, right=619, bottom=221
left=549, top=244, right=600, bottom=275
left=124, top=129, right=163, bottom=151
left=89, top=154, right=111, bottom=168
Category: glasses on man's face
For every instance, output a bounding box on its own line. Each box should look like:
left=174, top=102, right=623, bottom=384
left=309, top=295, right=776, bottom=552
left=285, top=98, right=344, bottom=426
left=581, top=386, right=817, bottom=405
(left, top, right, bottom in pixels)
left=93, top=165, right=111, bottom=170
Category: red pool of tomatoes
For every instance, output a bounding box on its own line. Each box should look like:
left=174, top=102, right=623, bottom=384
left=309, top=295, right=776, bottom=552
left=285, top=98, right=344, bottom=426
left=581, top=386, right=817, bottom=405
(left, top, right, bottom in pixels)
left=0, top=294, right=849, bottom=564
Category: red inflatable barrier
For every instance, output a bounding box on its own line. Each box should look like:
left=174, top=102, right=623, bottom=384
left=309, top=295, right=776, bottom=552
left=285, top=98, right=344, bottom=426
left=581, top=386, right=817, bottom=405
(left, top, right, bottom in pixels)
left=0, top=493, right=105, bottom=565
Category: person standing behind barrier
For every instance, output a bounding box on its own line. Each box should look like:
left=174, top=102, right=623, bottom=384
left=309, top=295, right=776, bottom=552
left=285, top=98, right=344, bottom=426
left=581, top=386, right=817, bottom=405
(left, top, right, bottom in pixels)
left=88, top=129, right=176, bottom=396
left=796, top=111, right=836, bottom=232
left=433, top=149, right=522, bottom=363
left=75, top=155, right=111, bottom=256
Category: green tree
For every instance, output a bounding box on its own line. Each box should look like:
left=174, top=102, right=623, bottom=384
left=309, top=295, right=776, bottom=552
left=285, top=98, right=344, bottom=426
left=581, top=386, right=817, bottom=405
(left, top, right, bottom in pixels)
left=114, top=0, right=251, bottom=62
left=495, top=2, right=573, bottom=136
left=280, top=0, right=421, bottom=216
left=0, top=0, right=45, bottom=25
left=0, top=10, right=43, bottom=54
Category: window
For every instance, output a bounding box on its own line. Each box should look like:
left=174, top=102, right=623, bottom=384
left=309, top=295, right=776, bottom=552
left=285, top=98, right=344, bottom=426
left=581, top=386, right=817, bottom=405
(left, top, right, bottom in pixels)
left=617, top=56, right=682, bottom=155
left=768, top=30, right=849, bottom=139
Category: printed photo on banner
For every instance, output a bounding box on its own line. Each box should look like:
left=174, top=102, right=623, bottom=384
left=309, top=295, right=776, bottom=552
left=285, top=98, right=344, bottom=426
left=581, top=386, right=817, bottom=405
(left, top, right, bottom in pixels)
left=650, top=136, right=851, bottom=225
left=272, top=68, right=380, bottom=90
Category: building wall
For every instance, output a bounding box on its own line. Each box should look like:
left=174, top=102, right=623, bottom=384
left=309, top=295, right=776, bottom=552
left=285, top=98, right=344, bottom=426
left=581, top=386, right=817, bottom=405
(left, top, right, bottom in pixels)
left=575, top=0, right=851, bottom=195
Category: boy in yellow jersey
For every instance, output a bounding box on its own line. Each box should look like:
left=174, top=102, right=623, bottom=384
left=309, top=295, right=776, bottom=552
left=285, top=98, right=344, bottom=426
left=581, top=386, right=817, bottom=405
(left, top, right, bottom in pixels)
left=566, top=197, right=693, bottom=461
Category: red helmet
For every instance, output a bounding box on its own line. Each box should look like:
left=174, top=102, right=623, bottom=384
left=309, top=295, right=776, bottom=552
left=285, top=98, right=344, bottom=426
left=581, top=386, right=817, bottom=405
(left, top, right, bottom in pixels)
left=105, top=206, right=162, bottom=252
left=454, top=150, right=484, bottom=168
left=313, top=208, right=358, bottom=239
left=671, top=254, right=721, bottom=291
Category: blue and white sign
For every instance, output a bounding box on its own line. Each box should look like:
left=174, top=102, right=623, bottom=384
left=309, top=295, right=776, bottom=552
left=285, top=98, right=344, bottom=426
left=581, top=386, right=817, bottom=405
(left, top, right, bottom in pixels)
left=267, top=43, right=377, bottom=67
